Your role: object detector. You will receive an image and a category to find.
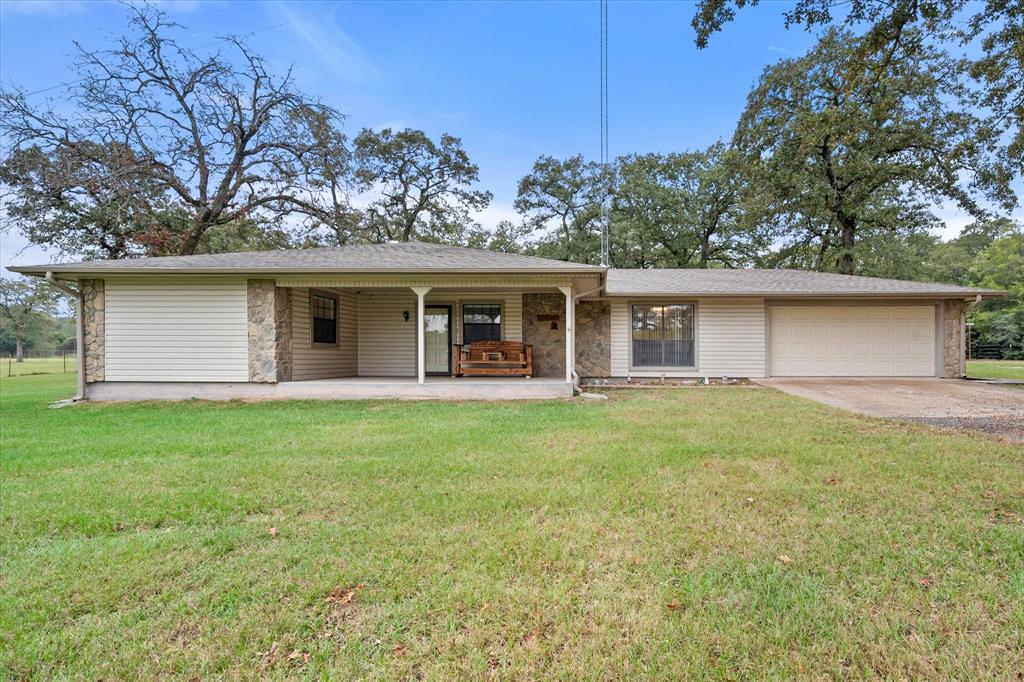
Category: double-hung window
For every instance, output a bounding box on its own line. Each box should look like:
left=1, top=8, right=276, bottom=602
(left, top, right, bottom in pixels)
left=462, top=304, right=501, bottom=343
left=311, top=292, right=338, bottom=345
left=631, top=304, right=695, bottom=367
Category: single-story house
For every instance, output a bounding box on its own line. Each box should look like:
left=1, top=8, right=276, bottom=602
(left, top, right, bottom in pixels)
left=9, top=241, right=1003, bottom=400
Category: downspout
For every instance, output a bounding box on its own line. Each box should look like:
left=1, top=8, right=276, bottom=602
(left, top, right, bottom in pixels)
left=45, top=272, right=86, bottom=401
left=569, top=282, right=607, bottom=389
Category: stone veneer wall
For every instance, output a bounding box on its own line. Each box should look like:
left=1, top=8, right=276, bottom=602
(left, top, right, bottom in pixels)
left=274, top=287, right=293, bottom=382
left=942, top=299, right=967, bottom=379
left=81, top=279, right=105, bottom=382
left=522, top=293, right=566, bottom=378
left=575, top=300, right=610, bottom=377
left=247, top=279, right=278, bottom=383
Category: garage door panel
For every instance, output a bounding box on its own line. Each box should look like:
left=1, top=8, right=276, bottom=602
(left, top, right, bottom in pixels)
left=770, top=305, right=935, bottom=377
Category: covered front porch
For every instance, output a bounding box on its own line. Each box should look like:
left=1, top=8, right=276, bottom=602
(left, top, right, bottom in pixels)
left=250, top=270, right=603, bottom=398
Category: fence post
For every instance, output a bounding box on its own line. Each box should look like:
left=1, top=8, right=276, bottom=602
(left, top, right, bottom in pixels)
left=63, top=350, right=67, bottom=373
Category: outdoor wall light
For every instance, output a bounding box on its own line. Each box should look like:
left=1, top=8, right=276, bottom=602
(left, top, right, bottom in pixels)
left=403, top=310, right=410, bottom=322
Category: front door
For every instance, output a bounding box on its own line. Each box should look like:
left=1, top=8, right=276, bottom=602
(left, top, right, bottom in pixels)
left=424, top=305, right=452, bottom=375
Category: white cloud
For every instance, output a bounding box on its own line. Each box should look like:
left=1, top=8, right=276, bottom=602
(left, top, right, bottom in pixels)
left=274, top=1, right=382, bottom=83
left=473, top=201, right=520, bottom=230
left=0, top=230, right=62, bottom=280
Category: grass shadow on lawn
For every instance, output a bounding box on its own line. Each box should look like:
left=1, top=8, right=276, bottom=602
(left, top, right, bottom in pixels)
left=2, top=373, right=1022, bottom=679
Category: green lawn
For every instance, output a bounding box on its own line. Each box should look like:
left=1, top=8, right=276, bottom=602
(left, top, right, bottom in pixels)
left=2, top=374, right=1022, bottom=680
left=1, top=356, right=76, bottom=378
left=967, top=359, right=1024, bottom=380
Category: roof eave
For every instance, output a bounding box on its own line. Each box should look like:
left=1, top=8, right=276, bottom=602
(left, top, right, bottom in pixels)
left=8, top=265, right=604, bottom=276
left=603, top=290, right=1006, bottom=299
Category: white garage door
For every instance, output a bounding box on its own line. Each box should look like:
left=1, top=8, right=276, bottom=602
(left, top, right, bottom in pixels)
left=769, top=305, right=936, bottom=377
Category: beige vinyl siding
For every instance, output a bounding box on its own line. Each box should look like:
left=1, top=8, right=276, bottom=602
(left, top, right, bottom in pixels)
left=357, top=290, right=417, bottom=376
left=501, top=294, right=523, bottom=342
left=609, top=300, right=630, bottom=376
left=291, top=288, right=357, bottom=380
left=105, top=278, right=248, bottom=382
left=697, top=298, right=766, bottom=378
left=607, top=297, right=767, bottom=378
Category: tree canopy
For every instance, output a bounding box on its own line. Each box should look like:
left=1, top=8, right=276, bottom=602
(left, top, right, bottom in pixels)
left=734, top=28, right=1011, bottom=274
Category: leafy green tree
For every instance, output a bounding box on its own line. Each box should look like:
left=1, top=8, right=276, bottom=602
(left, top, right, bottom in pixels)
left=612, top=144, right=763, bottom=268
left=0, top=143, right=170, bottom=259
left=352, top=128, right=492, bottom=244
left=0, top=4, right=342, bottom=257
left=691, top=0, right=1022, bottom=177
left=965, top=0, right=1023, bottom=173
left=734, top=28, right=1011, bottom=275
left=0, top=279, right=62, bottom=361
left=194, top=219, right=296, bottom=255
left=968, top=229, right=1024, bottom=358
left=463, top=220, right=531, bottom=254
left=514, top=155, right=605, bottom=264
left=924, top=217, right=1016, bottom=285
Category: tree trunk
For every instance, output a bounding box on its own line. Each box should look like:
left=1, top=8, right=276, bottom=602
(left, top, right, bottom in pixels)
left=15, top=336, right=24, bottom=363
left=179, top=222, right=206, bottom=256
left=837, top=214, right=856, bottom=275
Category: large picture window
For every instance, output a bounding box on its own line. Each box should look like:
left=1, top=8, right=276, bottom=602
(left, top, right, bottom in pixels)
left=311, top=292, right=338, bottom=345
left=463, top=304, right=501, bottom=343
left=631, top=304, right=695, bottom=367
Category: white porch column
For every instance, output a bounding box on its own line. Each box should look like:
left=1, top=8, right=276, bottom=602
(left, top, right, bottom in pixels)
left=411, top=287, right=431, bottom=384
left=559, top=285, right=574, bottom=384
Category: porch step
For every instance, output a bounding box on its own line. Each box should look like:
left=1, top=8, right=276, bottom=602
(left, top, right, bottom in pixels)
left=87, top=379, right=573, bottom=401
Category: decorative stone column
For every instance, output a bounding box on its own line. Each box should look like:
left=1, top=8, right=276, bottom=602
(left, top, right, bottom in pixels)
left=575, top=300, right=611, bottom=378
left=942, top=299, right=968, bottom=379
left=274, top=287, right=293, bottom=383
left=81, top=279, right=105, bottom=383
left=247, top=280, right=278, bottom=383
left=522, top=293, right=566, bottom=378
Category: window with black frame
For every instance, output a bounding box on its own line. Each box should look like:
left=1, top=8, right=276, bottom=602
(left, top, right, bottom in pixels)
left=631, top=304, right=694, bottom=367
left=311, top=292, right=338, bottom=345
left=463, top=304, right=501, bottom=343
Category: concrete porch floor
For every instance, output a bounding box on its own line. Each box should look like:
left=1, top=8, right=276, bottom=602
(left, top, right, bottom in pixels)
left=87, top=376, right=573, bottom=401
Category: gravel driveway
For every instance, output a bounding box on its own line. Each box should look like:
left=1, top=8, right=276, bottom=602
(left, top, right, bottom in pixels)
left=755, top=378, right=1024, bottom=443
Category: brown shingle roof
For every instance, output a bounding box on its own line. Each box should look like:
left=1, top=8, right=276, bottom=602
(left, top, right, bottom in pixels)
left=8, top=241, right=602, bottom=275
left=7, top=242, right=1002, bottom=298
left=605, top=268, right=1002, bottom=297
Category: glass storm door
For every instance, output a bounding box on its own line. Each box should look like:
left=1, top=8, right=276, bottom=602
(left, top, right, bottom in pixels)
left=423, top=306, right=452, bottom=375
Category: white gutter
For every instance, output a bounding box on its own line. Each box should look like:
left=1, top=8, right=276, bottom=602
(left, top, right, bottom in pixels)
left=45, top=272, right=86, bottom=401
left=573, top=283, right=606, bottom=302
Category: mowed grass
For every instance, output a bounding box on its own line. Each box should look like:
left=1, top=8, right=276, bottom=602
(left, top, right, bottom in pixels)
left=0, top=356, right=76, bottom=378
left=1, top=374, right=1022, bottom=680
left=967, top=359, right=1024, bottom=380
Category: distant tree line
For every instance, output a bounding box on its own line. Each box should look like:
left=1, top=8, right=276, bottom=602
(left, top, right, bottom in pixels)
left=0, top=279, right=74, bottom=360
left=0, top=2, right=1020, bottom=355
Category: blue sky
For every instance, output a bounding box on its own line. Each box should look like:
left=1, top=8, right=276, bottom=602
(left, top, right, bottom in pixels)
left=1, top=0, right=1018, bottom=271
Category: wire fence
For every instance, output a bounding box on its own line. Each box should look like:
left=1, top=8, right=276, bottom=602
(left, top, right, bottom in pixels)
left=3, top=350, right=77, bottom=377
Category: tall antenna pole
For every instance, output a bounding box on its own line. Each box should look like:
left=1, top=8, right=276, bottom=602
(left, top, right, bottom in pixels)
left=599, top=0, right=610, bottom=267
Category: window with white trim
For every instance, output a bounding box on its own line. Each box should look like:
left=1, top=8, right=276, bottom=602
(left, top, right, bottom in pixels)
left=631, top=304, right=695, bottom=367
left=311, top=292, right=338, bottom=345
left=462, top=304, right=501, bottom=343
